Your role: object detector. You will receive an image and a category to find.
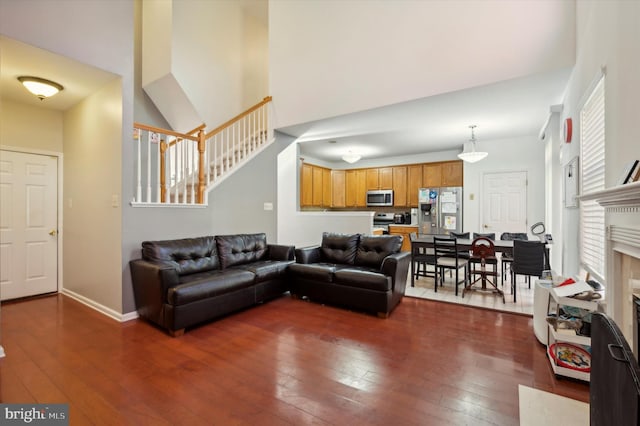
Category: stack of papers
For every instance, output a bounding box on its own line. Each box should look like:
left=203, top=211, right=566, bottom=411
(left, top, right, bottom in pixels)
left=551, top=280, right=593, bottom=298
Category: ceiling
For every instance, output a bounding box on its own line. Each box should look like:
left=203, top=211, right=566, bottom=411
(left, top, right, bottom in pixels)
left=280, top=66, right=572, bottom=163
left=0, top=36, right=117, bottom=111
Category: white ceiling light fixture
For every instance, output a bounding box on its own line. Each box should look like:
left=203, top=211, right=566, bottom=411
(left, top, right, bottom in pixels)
left=342, top=150, right=361, bottom=164
left=457, top=125, right=488, bottom=163
left=18, top=76, right=64, bottom=100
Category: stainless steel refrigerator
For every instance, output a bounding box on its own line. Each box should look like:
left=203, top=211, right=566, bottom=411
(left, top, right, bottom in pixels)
left=417, top=187, right=463, bottom=235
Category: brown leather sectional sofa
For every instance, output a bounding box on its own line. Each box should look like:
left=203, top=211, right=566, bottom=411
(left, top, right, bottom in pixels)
left=129, top=233, right=294, bottom=336
left=130, top=232, right=410, bottom=336
left=288, top=233, right=410, bottom=317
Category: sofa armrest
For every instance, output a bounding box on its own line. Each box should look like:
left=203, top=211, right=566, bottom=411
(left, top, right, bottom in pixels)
left=380, top=252, right=410, bottom=292
left=129, top=259, right=180, bottom=324
left=294, top=246, right=322, bottom=264
left=268, top=244, right=295, bottom=261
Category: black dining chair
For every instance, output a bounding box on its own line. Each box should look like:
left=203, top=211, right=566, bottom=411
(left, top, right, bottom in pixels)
left=409, top=232, right=435, bottom=286
left=433, top=236, right=469, bottom=296
left=469, top=233, right=497, bottom=281
left=500, top=232, right=529, bottom=286
left=510, top=239, right=545, bottom=302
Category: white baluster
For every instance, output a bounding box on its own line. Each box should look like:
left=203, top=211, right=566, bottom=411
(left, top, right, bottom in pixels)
left=135, top=129, right=142, bottom=202
left=156, top=135, right=161, bottom=203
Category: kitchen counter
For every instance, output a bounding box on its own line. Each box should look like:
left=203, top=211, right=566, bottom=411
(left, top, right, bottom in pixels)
left=388, top=223, right=419, bottom=227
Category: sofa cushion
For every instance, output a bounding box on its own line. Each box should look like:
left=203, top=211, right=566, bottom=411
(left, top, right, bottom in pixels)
left=142, top=237, right=219, bottom=275
left=288, top=262, right=339, bottom=282
left=333, top=268, right=392, bottom=292
left=168, top=269, right=255, bottom=305
left=231, top=259, right=294, bottom=282
left=216, top=233, right=269, bottom=269
left=355, top=235, right=402, bottom=268
left=320, top=233, right=360, bottom=265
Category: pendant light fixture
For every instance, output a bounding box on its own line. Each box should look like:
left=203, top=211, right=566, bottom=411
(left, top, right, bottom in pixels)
left=18, top=76, right=64, bottom=100
left=457, top=125, right=488, bottom=163
left=342, top=150, right=361, bottom=164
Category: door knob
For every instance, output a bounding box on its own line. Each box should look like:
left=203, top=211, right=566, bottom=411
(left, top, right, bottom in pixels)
left=49, top=229, right=57, bottom=236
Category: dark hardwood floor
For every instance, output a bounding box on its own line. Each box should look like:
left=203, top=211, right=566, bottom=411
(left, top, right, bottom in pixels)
left=0, top=294, right=588, bottom=425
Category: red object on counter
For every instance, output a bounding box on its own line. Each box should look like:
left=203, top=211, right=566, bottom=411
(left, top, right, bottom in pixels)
left=557, top=278, right=576, bottom=287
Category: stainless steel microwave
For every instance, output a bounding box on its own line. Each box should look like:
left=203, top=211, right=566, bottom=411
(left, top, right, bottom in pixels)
left=366, top=190, right=394, bottom=207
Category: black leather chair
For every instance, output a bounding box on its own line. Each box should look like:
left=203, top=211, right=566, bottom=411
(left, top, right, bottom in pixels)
left=510, top=240, right=545, bottom=302
left=499, top=232, right=528, bottom=286
left=409, top=232, right=435, bottom=286
left=433, top=236, right=469, bottom=296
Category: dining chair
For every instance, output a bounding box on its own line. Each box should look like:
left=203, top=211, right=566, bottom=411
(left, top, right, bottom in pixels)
left=500, top=232, right=529, bottom=286
left=510, top=239, right=545, bottom=302
left=433, top=236, right=469, bottom=296
left=464, top=237, right=504, bottom=303
left=409, top=232, right=435, bottom=286
left=470, top=232, right=497, bottom=281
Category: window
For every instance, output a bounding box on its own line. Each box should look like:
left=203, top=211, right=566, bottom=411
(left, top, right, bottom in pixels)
left=579, top=76, right=605, bottom=281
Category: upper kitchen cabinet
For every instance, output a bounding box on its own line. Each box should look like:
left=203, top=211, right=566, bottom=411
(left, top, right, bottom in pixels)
left=300, top=163, right=332, bottom=208
left=441, top=161, right=463, bottom=187
left=366, top=167, right=393, bottom=190
left=392, top=166, right=407, bottom=206
left=322, top=168, right=332, bottom=207
left=331, top=170, right=346, bottom=207
left=423, top=163, right=442, bottom=188
left=422, top=160, right=463, bottom=188
left=407, top=164, right=422, bottom=207
left=346, top=169, right=367, bottom=207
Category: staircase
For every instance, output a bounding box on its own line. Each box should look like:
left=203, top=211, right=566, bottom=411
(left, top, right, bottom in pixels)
left=131, top=97, right=273, bottom=206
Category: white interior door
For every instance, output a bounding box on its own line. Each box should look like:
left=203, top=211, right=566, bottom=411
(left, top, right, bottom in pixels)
left=481, top=171, right=527, bottom=236
left=0, top=150, right=58, bottom=301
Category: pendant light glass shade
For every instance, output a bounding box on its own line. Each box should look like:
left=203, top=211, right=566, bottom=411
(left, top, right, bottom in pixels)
left=342, top=151, right=361, bottom=164
left=457, top=125, right=488, bottom=163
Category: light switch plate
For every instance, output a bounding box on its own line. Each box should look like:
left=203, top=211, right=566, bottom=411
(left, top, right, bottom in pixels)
left=263, top=202, right=273, bottom=211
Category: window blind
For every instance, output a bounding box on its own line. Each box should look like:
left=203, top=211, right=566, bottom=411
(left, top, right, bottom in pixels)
left=579, top=76, right=605, bottom=281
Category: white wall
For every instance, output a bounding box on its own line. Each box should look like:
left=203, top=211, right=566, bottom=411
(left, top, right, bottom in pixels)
left=463, top=135, right=546, bottom=238
left=269, top=0, right=575, bottom=128
left=556, top=1, right=640, bottom=281
left=63, top=79, right=123, bottom=312
left=277, top=133, right=373, bottom=248
left=1, top=101, right=63, bottom=152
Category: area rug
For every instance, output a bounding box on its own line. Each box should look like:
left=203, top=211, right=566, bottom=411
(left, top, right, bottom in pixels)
left=404, top=274, right=535, bottom=316
left=518, top=385, right=588, bottom=426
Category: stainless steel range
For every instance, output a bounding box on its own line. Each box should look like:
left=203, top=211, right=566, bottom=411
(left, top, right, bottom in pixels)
left=373, top=212, right=394, bottom=233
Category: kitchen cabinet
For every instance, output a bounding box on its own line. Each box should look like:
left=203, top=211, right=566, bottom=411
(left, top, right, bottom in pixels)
left=345, top=169, right=366, bottom=207
left=366, top=167, right=393, bottom=190
left=322, top=168, right=332, bottom=207
left=312, top=166, right=323, bottom=206
left=407, top=164, right=422, bottom=207
left=388, top=225, right=418, bottom=252
left=441, top=161, right=463, bottom=187
left=392, top=166, right=408, bottom=206
left=300, top=163, right=314, bottom=207
left=301, top=163, right=332, bottom=208
left=331, top=170, right=346, bottom=207
left=423, top=163, right=442, bottom=188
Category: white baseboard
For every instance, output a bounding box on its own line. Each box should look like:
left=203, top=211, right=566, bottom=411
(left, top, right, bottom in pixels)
left=61, top=289, right=139, bottom=322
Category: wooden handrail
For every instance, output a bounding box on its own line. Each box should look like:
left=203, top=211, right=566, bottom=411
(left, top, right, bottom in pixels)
left=134, top=122, right=199, bottom=142
left=205, top=96, right=272, bottom=139
left=185, top=123, right=206, bottom=135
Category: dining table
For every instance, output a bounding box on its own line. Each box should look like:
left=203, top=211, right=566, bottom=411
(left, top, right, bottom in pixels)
left=409, top=234, right=549, bottom=302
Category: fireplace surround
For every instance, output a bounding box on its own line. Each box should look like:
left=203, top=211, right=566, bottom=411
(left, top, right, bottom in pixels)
left=581, top=181, right=640, bottom=355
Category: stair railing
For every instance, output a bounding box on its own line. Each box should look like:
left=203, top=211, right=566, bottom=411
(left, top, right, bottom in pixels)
left=131, top=96, right=273, bottom=206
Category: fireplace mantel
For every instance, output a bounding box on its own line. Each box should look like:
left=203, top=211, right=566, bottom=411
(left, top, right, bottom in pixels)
left=579, top=181, right=640, bottom=210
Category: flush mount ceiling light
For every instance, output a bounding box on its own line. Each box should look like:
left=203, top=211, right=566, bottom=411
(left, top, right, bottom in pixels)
left=18, top=76, right=64, bottom=100
left=457, top=125, right=488, bottom=163
left=342, top=150, right=361, bottom=164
